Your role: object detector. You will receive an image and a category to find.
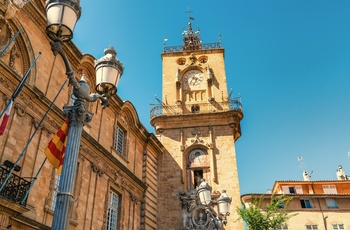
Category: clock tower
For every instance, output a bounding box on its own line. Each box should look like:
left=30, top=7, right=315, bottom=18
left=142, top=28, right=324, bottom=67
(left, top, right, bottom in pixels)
left=151, top=21, right=243, bottom=229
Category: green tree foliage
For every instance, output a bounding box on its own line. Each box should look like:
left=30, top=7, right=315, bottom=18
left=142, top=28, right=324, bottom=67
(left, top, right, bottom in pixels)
left=236, top=195, right=296, bottom=230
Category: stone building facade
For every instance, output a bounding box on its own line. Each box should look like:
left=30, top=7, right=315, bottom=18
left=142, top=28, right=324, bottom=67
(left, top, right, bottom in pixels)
left=0, top=0, right=164, bottom=229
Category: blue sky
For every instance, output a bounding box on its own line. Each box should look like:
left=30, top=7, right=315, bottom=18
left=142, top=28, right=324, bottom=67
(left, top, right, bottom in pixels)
left=72, top=1, right=350, bottom=195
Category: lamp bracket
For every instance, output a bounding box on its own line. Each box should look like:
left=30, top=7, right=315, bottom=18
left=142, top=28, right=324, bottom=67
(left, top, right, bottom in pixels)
left=49, top=38, right=79, bottom=89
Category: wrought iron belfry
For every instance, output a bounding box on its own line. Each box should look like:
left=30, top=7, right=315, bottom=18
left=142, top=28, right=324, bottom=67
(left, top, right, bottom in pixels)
left=163, top=15, right=222, bottom=53
left=182, top=22, right=202, bottom=51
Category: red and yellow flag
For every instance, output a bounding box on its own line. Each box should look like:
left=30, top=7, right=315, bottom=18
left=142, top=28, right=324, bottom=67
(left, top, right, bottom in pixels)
left=44, top=118, right=69, bottom=174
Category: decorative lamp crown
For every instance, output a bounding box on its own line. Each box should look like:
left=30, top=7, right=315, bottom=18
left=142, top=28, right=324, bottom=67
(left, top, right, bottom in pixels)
left=94, top=46, right=124, bottom=97
left=196, top=179, right=212, bottom=206
left=45, top=0, right=82, bottom=41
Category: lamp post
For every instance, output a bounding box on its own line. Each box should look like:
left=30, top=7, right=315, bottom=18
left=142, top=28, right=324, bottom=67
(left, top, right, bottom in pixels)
left=45, top=0, right=124, bottom=229
left=196, top=179, right=232, bottom=229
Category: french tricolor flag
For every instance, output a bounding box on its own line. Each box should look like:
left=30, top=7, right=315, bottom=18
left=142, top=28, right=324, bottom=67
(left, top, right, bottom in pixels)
left=0, top=100, right=13, bottom=136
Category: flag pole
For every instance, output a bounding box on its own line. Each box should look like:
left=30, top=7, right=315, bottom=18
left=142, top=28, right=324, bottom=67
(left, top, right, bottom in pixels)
left=0, top=30, right=20, bottom=57
left=0, top=79, right=68, bottom=193
left=0, top=52, right=42, bottom=119
left=20, top=158, right=47, bottom=205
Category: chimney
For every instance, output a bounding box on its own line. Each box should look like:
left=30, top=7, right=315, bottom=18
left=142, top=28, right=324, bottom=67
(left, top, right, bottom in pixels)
left=336, top=165, right=348, bottom=180
left=303, top=171, right=310, bottom=181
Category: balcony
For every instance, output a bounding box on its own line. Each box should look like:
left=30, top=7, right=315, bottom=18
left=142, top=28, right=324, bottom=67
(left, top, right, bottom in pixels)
left=0, top=166, right=30, bottom=205
left=163, top=42, right=222, bottom=53
left=150, top=99, right=242, bottom=119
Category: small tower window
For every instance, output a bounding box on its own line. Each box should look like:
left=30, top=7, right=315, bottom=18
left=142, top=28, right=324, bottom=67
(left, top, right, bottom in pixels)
left=191, top=105, right=200, bottom=113
left=194, top=170, right=203, bottom=188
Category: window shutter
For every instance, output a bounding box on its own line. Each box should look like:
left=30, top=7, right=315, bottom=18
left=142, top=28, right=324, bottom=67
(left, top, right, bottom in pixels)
left=282, top=186, right=290, bottom=194
left=295, top=185, right=303, bottom=194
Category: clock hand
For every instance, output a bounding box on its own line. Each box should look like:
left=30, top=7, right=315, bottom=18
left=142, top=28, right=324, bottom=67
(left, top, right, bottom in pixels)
left=190, top=77, right=195, bottom=85
left=191, top=76, right=197, bottom=85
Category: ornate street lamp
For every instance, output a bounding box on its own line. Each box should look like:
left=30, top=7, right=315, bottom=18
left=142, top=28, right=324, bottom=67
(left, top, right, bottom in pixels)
left=217, top=190, right=232, bottom=226
left=45, top=1, right=123, bottom=229
left=197, top=179, right=212, bottom=206
left=192, top=179, right=232, bottom=229
left=95, top=46, right=124, bottom=97
left=46, top=0, right=81, bottom=42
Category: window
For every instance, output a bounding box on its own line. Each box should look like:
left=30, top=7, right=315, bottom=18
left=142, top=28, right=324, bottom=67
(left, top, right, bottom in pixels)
left=114, top=125, right=125, bottom=155
left=326, top=199, right=338, bottom=209
left=51, top=174, right=61, bottom=210
left=276, top=224, right=288, bottom=229
left=333, top=224, right=344, bottom=230
left=281, top=185, right=303, bottom=194
left=323, top=185, right=337, bottom=194
left=300, top=199, right=313, bottom=208
left=306, top=225, right=318, bottom=230
left=276, top=200, right=284, bottom=209
left=289, top=187, right=295, bottom=194
left=107, top=191, right=120, bottom=230
left=193, top=170, right=203, bottom=188
left=191, top=105, right=200, bottom=113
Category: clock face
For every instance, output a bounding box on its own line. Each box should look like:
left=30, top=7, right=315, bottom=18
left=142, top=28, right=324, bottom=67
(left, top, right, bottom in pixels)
left=184, top=70, right=204, bottom=87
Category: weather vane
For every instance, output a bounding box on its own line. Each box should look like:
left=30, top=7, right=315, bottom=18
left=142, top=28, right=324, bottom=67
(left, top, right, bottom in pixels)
left=187, top=6, right=195, bottom=21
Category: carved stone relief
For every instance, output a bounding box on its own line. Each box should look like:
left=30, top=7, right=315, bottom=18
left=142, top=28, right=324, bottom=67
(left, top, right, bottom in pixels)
left=0, top=15, right=14, bottom=54
left=179, top=191, right=217, bottom=230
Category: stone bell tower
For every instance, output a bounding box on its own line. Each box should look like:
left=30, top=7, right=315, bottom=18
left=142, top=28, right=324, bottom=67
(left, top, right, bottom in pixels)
left=151, top=20, right=243, bottom=230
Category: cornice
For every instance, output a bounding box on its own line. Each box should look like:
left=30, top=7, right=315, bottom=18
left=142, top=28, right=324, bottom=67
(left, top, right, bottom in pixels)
left=0, top=197, right=30, bottom=215
left=23, top=1, right=46, bottom=34
left=10, top=215, right=51, bottom=230
left=151, top=109, right=243, bottom=130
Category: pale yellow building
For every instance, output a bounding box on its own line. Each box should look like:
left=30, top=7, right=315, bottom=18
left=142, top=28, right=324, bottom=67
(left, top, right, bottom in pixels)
left=241, top=170, right=350, bottom=230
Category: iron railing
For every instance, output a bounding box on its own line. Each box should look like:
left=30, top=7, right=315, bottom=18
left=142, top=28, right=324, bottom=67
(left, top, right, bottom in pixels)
left=150, top=99, right=242, bottom=119
left=164, top=42, right=222, bottom=53
left=0, top=166, right=30, bottom=205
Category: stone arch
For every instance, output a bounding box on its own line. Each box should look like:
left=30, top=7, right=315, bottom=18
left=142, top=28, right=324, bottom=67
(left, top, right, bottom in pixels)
left=120, top=101, right=141, bottom=128
left=0, top=13, right=37, bottom=86
left=184, top=145, right=210, bottom=190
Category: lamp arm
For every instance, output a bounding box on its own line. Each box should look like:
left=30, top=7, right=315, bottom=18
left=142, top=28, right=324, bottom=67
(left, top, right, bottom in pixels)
left=49, top=38, right=80, bottom=89
left=86, top=93, right=110, bottom=109
left=205, top=207, right=223, bottom=229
